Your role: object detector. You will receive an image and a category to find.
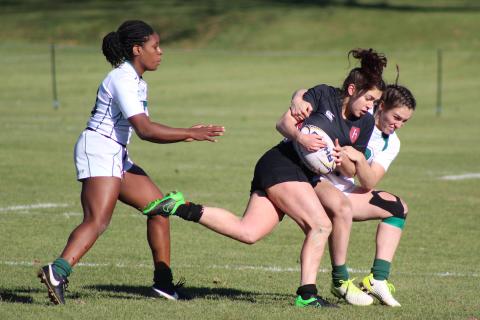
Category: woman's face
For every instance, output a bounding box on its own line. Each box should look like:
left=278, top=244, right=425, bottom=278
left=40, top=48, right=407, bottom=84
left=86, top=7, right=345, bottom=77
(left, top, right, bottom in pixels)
left=376, top=104, right=414, bottom=135
left=135, top=32, right=163, bottom=73
left=348, top=86, right=383, bottom=118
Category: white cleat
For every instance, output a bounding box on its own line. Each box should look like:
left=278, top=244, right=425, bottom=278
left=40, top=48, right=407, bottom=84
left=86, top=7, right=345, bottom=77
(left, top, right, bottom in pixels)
left=331, top=278, right=374, bottom=306
left=360, top=274, right=401, bottom=307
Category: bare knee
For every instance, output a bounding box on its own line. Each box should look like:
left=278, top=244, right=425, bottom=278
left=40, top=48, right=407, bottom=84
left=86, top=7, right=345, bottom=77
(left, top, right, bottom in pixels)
left=306, top=218, right=332, bottom=238
left=237, top=225, right=267, bottom=245
left=239, top=232, right=260, bottom=245
left=330, top=198, right=353, bottom=222
left=82, top=216, right=111, bottom=236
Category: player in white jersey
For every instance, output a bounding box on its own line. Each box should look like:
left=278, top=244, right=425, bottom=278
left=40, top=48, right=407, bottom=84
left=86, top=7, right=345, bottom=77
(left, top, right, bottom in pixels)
left=37, top=20, right=225, bottom=305
left=291, top=84, right=416, bottom=306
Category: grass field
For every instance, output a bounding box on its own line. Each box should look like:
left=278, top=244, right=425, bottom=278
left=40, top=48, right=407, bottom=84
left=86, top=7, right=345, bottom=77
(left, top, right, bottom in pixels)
left=1, top=1, right=480, bottom=319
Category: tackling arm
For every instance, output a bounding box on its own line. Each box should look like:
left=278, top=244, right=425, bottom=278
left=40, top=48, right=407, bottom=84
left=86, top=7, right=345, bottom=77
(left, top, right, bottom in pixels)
left=290, top=89, right=312, bottom=121
left=342, top=146, right=386, bottom=189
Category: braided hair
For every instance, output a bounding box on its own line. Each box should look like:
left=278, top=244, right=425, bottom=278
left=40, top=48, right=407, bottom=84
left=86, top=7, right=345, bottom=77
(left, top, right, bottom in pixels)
left=341, top=48, right=388, bottom=97
left=381, top=85, right=417, bottom=111
left=102, top=20, right=154, bottom=67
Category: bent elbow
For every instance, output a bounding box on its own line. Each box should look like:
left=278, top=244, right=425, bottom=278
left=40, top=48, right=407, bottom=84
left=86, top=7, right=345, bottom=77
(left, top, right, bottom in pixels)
left=135, top=127, right=151, bottom=141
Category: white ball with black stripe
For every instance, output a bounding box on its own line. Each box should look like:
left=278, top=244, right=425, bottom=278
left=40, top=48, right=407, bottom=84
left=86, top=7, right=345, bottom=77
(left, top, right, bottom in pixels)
left=294, top=125, right=336, bottom=174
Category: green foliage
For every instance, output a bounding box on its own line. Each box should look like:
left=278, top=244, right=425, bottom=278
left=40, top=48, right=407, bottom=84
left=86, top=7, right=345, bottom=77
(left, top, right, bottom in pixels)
left=1, top=0, right=480, bottom=50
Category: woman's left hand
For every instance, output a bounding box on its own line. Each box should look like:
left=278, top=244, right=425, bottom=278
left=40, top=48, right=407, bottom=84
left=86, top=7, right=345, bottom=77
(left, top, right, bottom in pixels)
left=342, top=146, right=364, bottom=163
left=185, top=124, right=225, bottom=142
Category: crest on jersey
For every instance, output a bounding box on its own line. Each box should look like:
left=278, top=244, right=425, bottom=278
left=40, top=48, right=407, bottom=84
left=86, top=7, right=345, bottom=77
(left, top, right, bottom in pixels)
left=349, top=126, right=360, bottom=143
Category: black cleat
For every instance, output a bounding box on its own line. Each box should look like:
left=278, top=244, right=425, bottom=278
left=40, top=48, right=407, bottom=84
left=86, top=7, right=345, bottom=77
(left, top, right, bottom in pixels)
left=37, top=264, right=68, bottom=305
left=152, top=278, right=189, bottom=300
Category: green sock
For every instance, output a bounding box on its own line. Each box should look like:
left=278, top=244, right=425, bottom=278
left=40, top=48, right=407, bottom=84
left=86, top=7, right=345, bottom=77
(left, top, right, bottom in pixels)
left=53, top=258, right=72, bottom=278
left=371, top=259, right=391, bottom=281
left=332, top=264, right=349, bottom=287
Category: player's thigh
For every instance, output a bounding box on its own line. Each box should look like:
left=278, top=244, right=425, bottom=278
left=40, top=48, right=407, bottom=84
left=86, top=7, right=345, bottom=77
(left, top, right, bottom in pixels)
left=314, top=179, right=352, bottom=218
left=81, top=176, right=122, bottom=223
left=241, top=191, right=283, bottom=237
left=118, top=164, right=163, bottom=209
left=349, top=188, right=404, bottom=221
left=266, top=181, right=330, bottom=232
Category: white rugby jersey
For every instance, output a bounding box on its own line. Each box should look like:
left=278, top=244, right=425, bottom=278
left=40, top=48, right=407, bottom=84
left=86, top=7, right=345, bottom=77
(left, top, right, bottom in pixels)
left=87, top=62, right=148, bottom=146
left=319, top=126, right=400, bottom=191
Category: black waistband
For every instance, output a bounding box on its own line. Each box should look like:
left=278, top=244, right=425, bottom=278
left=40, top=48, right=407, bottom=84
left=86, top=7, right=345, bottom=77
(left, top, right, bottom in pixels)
left=86, top=127, right=126, bottom=147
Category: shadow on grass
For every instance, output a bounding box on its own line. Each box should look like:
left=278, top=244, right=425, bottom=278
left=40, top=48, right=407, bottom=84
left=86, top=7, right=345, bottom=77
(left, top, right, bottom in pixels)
left=0, top=288, right=35, bottom=304
left=0, top=287, right=83, bottom=305
left=86, top=284, right=290, bottom=303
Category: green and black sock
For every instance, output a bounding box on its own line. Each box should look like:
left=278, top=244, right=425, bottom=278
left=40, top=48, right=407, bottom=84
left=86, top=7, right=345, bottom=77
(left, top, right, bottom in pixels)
left=332, top=264, right=349, bottom=287
left=53, top=258, right=72, bottom=278
left=371, top=258, right=391, bottom=280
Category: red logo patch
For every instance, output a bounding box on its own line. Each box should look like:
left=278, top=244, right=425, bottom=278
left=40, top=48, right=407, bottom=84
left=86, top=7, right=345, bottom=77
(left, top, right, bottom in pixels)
left=349, top=127, right=360, bottom=143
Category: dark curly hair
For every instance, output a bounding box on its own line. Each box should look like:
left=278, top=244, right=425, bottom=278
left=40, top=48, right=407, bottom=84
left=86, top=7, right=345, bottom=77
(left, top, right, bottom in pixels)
left=102, top=20, right=154, bottom=67
left=341, top=48, right=388, bottom=97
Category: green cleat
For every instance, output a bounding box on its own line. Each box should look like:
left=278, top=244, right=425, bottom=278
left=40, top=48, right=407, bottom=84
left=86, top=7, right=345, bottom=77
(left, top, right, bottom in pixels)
left=295, top=295, right=338, bottom=308
left=331, top=278, right=374, bottom=306
left=360, top=273, right=401, bottom=307
left=142, top=191, right=186, bottom=217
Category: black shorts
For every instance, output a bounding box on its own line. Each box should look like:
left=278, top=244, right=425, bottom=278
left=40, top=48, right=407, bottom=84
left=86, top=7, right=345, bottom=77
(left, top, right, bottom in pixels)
left=250, top=141, right=315, bottom=194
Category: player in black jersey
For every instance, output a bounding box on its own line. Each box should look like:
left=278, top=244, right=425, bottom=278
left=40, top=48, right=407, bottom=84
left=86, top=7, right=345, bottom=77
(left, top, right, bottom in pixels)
left=153, top=48, right=387, bottom=308
left=276, top=49, right=386, bottom=306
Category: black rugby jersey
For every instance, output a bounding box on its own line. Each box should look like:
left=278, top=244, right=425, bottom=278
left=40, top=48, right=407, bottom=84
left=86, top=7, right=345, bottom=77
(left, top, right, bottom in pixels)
left=302, top=84, right=374, bottom=153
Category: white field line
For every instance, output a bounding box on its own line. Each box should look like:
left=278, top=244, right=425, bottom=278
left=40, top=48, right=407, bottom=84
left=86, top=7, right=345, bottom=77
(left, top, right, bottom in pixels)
left=0, top=203, right=69, bottom=213
left=0, top=202, right=142, bottom=218
left=440, top=173, right=480, bottom=180
left=1, top=260, right=478, bottom=278
left=63, top=212, right=82, bottom=218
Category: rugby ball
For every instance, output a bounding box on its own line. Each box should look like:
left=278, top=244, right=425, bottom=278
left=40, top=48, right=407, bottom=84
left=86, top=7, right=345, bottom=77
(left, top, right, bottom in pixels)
left=293, top=125, right=336, bottom=174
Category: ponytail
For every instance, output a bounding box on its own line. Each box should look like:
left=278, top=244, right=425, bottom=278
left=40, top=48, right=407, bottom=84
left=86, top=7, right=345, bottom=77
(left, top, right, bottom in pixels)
left=102, top=20, right=155, bottom=67
left=341, top=48, right=387, bottom=97
left=102, top=31, right=125, bottom=67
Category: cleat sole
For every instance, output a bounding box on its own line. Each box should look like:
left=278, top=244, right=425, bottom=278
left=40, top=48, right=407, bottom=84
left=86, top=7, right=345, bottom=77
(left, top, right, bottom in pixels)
left=37, top=269, right=62, bottom=305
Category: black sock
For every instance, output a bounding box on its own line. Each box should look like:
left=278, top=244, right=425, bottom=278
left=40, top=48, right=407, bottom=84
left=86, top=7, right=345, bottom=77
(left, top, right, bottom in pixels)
left=175, top=202, right=204, bottom=222
left=153, top=264, right=173, bottom=286
left=296, top=284, right=318, bottom=300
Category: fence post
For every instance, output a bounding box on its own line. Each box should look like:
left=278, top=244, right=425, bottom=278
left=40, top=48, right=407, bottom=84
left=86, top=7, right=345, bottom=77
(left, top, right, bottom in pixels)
left=436, top=48, right=442, bottom=116
left=51, top=43, right=59, bottom=109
